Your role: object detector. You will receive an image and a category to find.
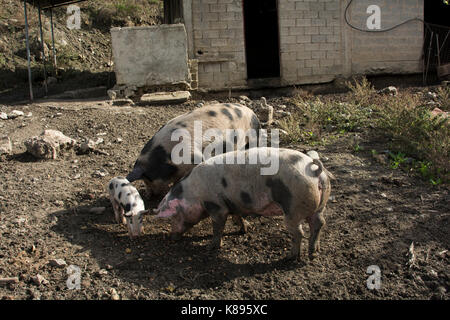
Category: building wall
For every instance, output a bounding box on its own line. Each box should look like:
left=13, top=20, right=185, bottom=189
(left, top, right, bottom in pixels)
left=191, top=0, right=247, bottom=89
left=347, top=0, right=424, bottom=75
left=111, top=25, right=190, bottom=87
left=278, top=0, right=342, bottom=85
left=187, top=0, right=424, bottom=90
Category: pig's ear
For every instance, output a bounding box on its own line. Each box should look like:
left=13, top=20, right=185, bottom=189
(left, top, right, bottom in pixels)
left=126, top=166, right=144, bottom=182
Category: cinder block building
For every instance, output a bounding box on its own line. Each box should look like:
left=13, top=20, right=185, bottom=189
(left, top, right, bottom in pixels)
left=165, top=0, right=449, bottom=90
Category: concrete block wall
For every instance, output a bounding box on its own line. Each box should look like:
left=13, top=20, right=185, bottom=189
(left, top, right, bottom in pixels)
left=278, top=0, right=343, bottom=85
left=347, top=0, right=424, bottom=75
left=191, top=0, right=247, bottom=89
left=187, top=0, right=424, bottom=89
left=111, top=24, right=191, bottom=87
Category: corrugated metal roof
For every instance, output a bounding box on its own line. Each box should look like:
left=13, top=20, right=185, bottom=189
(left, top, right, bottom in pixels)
left=26, top=0, right=88, bottom=10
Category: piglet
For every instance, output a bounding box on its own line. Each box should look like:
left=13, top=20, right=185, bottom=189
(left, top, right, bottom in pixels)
left=108, top=177, right=147, bottom=238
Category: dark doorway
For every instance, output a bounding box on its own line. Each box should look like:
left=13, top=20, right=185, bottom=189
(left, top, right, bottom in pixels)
left=424, top=1, right=450, bottom=27
left=243, top=0, right=280, bottom=79
left=423, top=1, right=450, bottom=74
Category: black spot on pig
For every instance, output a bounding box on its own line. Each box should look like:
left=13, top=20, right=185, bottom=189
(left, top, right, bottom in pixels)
left=289, top=154, right=302, bottom=165
left=221, top=108, right=233, bottom=121
left=240, top=191, right=252, bottom=205
left=118, top=192, right=122, bottom=199
left=125, top=203, right=131, bottom=212
left=251, top=114, right=261, bottom=130
left=208, top=111, right=217, bottom=117
left=221, top=196, right=245, bottom=215
left=109, top=182, right=113, bottom=190
left=203, top=201, right=221, bottom=213
left=121, top=183, right=129, bottom=187
left=221, top=178, right=227, bottom=188
left=142, top=145, right=178, bottom=181
left=141, top=138, right=154, bottom=154
left=176, top=121, right=187, bottom=128
left=266, top=178, right=292, bottom=215
left=234, top=107, right=242, bottom=118
left=169, top=183, right=183, bottom=200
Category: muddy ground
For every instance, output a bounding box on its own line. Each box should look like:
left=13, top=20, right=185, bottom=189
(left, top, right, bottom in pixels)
left=0, top=93, right=448, bottom=300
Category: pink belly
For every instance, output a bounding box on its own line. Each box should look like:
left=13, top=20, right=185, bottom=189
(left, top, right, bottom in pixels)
left=255, top=202, right=284, bottom=217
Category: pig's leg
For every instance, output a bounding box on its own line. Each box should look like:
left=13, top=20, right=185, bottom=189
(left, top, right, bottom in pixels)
left=143, top=179, right=153, bottom=199
left=284, top=215, right=304, bottom=260
left=170, top=210, right=208, bottom=240
left=110, top=196, right=125, bottom=224
left=307, top=207, right=326, bottom=259
left=208, top=210, right=229, bottom=250
left=231, top=215, right=250, bottom=234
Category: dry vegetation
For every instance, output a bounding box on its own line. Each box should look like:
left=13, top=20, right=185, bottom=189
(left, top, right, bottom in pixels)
left=280, top=78, right=450, bottom=185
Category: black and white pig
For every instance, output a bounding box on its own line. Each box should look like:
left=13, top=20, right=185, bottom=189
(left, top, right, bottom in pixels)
left=152, top=147, right=333, bottom=260
left=126, top=103, right=261, bottom=197
left=126, top=103, right=261, bottom=233
left=108, top=177, right=146, bottom=238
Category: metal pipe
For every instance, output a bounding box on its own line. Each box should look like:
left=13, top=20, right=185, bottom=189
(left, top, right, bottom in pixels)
left=50, top=7, right=57, bottom=75
left=38, top=3, right=48, bottom=95
left=23, top=0, right=33, bottom=101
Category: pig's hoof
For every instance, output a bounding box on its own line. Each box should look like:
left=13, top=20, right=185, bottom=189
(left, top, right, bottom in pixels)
left=284, top=253, right=301, bottom=263
left=285, top=249, right=301, bottom=261
left=207, top=240, right=222, bottom=251
left=309, top=251, right=319, bottom=260
left=240, top=220, right=251, bottom=234
left=169, top=233, right=182, bottom=241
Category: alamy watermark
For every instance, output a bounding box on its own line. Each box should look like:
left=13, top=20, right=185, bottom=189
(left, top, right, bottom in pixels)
left=366, top=5, right=381, bottom=30
left=366, top=265, right=382, bottom=290
left=66, top=5, right=81, bottom=30
left=66, top=264, right=81, bottom=290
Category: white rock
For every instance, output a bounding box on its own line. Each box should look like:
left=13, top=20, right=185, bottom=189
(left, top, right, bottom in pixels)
left=0, top=112, right=7, bottom=120
left=110, top=288, right=120, bottom=300
left=24, top=130, right=76, bottom=159
left=49, top=259, right=67, bottom=268
left=307, top=150, right=320, bottom=160
left=378, top=86, right=398, bottom=96
left=72, top=173, right=81, bottom=180
left=107, top=90, right=117, bottom=100
left=32, top=274, right=49, bottom=285
left=8, top=110, right=24, bottom=119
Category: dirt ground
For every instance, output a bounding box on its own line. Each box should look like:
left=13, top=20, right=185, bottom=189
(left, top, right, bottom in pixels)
left=0, top=93, right=448, bottom=300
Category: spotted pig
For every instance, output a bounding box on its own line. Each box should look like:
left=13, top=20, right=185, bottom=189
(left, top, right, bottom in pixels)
left=108, top=177, right=146, bottom=238
left=126, top=103, right=261, bottom=197
left=152, top=148, right=333, bottom=260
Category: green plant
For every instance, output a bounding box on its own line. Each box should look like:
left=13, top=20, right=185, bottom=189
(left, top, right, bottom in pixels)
left=388, top=152, right=406, bottom=169
left=353, top=143, right=364, bottom=152
left=114, top=0, right=139, bottom=18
